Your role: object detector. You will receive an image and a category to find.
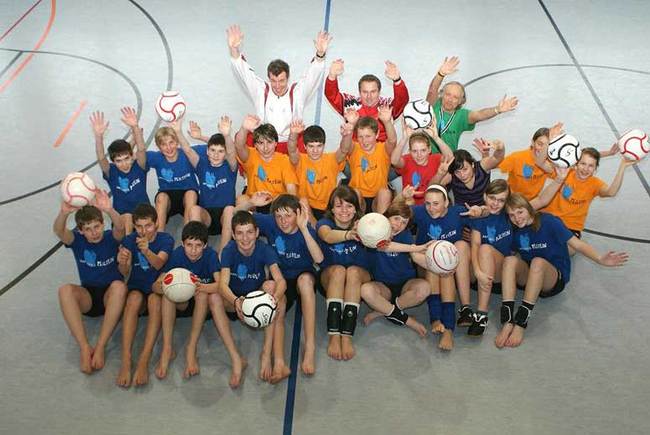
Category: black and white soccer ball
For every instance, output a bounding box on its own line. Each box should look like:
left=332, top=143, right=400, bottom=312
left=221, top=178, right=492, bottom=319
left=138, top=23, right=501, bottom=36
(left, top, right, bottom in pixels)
left=403, top=99, right=433, bottom=129
left=547, top=134, right=582, bottom=168
left=241, top=290, right=277, bottom=328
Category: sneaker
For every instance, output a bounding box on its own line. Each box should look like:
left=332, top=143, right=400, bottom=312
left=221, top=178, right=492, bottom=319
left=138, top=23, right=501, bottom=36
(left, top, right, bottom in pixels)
left=456, top=305, right=473, bottom=327
left=467, top=312, right=488, bottom=337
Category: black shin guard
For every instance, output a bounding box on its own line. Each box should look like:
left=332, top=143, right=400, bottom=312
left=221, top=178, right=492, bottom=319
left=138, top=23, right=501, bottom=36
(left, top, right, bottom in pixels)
left=514, top=301, right=535, bottom=329
left=326, top=299, right=343, bottom=335
left=500, top=300, right=515, bottom=324
left=341, top=303, right=359, bottom=336
left=385, top=305, right=408, bottom=326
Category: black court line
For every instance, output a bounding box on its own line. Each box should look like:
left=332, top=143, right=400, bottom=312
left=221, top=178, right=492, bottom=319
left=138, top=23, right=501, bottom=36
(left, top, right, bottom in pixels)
left=582, top=229, right=650, bottom=244
left=0, top=0, right=173, bottom=297
left=538, top=0, right=650, bottom=199
left=0, top=50, right=23, bottom=79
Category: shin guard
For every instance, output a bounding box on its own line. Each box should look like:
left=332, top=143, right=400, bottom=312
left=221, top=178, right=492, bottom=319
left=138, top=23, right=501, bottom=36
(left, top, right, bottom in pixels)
left=341, top=302, right=360, bottom=336
left=514, top=301, right=535, bottom=329
left=385, top=305, right=408, bottom=326
left=500, top=300, right=515, bottom=324
left=326, top=298, right=343, bottom=335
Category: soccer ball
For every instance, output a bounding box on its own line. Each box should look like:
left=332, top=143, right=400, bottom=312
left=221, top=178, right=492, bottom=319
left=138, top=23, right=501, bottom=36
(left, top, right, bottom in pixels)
left=155, top=91, right=186, bottom=122
left=60, top=172, right=96, bottom=207
left=547, top=134, right=582, bottom=168
left=162, top=268, right=198, bottom=303
left=425, top=240, right=459, bottom=274
left=618, top=129, right=649, bottom=161
left=357, top=212, right=392, bottom=248
left=241, top=290, right=277, bottom=328
left=403, top=99, right=433, bottom=129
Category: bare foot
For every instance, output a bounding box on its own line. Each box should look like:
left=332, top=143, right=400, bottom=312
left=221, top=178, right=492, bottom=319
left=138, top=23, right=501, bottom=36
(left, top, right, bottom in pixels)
left=341, top=336, right=355, bottom=360
left=116, top=360, right=132, bottom=388
left=259, top=353, right=272, bottom=382
left=270, top=361, right=291, bottom=384
left=301, top=343, right=316, bottom=376
left=438, top=329, right=454, bottom=351
left=363, top=310, right=383, bottom=326
left=229, top=357, right=247, bottom=389
left=183, top=351, right=200, bottom=379
left=505, top=325, right=525, bottom=348
left=155, top=348, right=176, bottom=380
left=406, top=317, right=427, bottom=337
left=495, top=323, right=514, bottom=349
left=133, top=360, right=150, bottom=387
left=431, top=320, right=445, bottom=334
left=327, top=335, right=342, bottom=360
left=79, top=346, right=93, bottom=374
left=91, top=347, right=105, bottom=371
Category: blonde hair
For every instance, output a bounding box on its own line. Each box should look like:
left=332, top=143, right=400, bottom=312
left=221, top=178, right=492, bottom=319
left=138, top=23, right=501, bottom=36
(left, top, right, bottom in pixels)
left=154, top=127, right=178, bottom=147
left=505, top=193, right=540, bottom=231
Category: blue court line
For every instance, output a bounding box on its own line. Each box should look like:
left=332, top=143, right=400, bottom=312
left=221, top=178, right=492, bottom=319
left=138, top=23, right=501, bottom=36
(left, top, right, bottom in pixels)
left=282, top=1, right=332, bottom=434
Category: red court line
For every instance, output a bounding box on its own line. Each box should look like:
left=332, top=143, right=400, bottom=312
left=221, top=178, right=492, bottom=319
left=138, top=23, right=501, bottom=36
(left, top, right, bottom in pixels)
left=53, top=100, right=87, bottom=148
left=0, top=0, right=56, bottom=94
left=0, top=0, right=44, bottom=43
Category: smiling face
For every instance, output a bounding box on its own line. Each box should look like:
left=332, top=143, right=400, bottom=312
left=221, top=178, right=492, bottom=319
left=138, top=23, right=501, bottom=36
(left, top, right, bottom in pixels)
left=207, top=143, right=226, bottom=166
left=507, top=206, right=533, bottom=228
left=268, top=71, right=289, bottom=96
left=255, top=137, right=277, bottom=161
left=388, top=214, right=409, bottom=236
left=575, top=153, right=598, bottom=180
left=485, top=191, right=509, bottom=215
left=357, top=126, right=378, bottom=152
left=274, top=207, right=298, bottom=234
left=359, top=80, right=380, bottom=107
left=157, top=135, right=178, bottom=160
left=424, top=190, right=448, bottom=218
left=531, top=134, right=550, bottom=158
left=441, top=83, right=464, bottom=112
left=305, top=141, right=325, bottom=161
left=233, top=223, right=258, bottom=253
left=409, top=138, right=431, bottom=166
left=331, top=197, right=357, bottom=228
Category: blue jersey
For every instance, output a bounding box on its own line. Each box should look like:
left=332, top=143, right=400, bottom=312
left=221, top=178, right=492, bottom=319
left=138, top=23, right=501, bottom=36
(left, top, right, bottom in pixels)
left=370, top=229, right=416, bottom=284
left=65, top=230, right=123, bottom=288
left=147, top=149, right=198, bottom=191
left=255, top=213, right=319, bottom=279
left=164, top=245, right=221, bottom=284
left=470, top=212, right=513, bottom=256
left=193, top=145, right=237, bottom=208
left=316, top=218, right=370, bottom=269
left=103, top=163, right=150, bottom=214
left=412, top=205, right=468, bottom=245
left=512, top=213, right=574, bottom=283
left=122, top=232, right=174, bottom=293
left=221, top=240, right=279, bottom=296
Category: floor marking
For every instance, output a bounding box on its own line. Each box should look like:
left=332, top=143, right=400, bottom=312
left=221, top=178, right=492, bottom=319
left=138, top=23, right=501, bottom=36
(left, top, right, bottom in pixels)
left=53, top=100, right=87, bottom=148
left=0, top=0, right=43, bottom=43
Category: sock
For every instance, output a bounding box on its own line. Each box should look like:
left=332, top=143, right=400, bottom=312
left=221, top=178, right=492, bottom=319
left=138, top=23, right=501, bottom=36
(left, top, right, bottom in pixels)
left=426, top=294, right=442, bottom=323
left=441, top=302, right=456, bottom=331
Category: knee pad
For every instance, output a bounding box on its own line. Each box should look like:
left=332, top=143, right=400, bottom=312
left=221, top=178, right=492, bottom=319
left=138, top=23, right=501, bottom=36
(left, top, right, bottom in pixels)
left=500, top=300, right=515, bottom=324
left=441, top=302, right=455, bottom=331
left=326, top=298, right=343, bottom=335
left=385, top=305, right=408, bottom=326
left=514, top=302, right=534, bottom=329
left=341, top=302, right=360, bottom=336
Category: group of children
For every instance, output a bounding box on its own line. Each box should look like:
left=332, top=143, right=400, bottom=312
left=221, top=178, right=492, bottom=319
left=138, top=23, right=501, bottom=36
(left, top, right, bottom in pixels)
left=54, top=27, right=635, bottom=389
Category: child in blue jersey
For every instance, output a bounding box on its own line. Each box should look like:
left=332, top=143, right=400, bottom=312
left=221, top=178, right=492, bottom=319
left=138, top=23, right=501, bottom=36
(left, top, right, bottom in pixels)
left=148, top=116, right=199, bottom=231
left=216, top=211, right=287, bottom=384
left=115, top=204, right=174, bottom=387
left=181, top=116, right=238, bottom=255
left=360, top=199, right=430, bottom=337
left=54, top=190, right=127, bottom=374
left=317, top=185, right=371, bottom=361
left=91, top=108, right=148, bottom=234
left=495, top=193, right=629, bottom=349
left=152, top=222, right=220, bottom=380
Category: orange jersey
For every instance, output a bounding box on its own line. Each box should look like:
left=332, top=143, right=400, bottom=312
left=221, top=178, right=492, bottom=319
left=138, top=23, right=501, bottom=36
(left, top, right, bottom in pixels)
left=542, top=170, right=605, bottom=231
left=239, top=149, right=298, bottom=197
left=296, top=152, right=345, bottom=211
left=348, top=141, right=391, bottom=198
left=499, top=149, right=554, bottom=200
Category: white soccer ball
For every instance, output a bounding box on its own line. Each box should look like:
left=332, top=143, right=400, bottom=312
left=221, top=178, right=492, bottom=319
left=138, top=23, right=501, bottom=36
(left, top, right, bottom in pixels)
left=403, top=99, right=433, bottom=129
left=618, top=129, right=649, bottom=161
left=60, top=172, right=96, bottom=207
left=425, top=240, right=459, bottom=274
left=241, top=290, right=277, bottom=328
left=155, top=91, right=186, bottom=122
left=547, top=134, right=582, bottom=168
left=162, top=267, right=198, bottom=303
left=357, top=212, right=392, bottom=248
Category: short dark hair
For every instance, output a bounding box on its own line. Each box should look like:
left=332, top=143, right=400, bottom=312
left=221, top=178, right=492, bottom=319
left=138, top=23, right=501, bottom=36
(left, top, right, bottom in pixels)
left=270, top=194, right=300, bottom=215
left=450, top=149, right=476, bottom=173
left=532, top=127, right=550, bottom=142
left=132, top=203, right=158, bottom=224
left=358, top=74, right=381, bottom=92
left=181, top=221, right=208, bottom=244
left=356, top=116, right=379, bottom=134
left=325, top=185, right=363, bottom=223
left=303, top=125, right=326, bottom=145
left=208, top=133, right=226, bottom=148
left=232, top=210, right=257, bottom=231
left=107, top=139, right=132, bottom=161
left=253, top=123, right=279, bottom=144
left=75, top=206, right=103, bottom=228
left=267, top=59, right=290, bottom=77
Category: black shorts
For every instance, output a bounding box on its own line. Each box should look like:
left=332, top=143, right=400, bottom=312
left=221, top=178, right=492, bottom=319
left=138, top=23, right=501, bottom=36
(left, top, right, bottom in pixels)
left=386, top=281, right=407, bottom=304
left=83, top=285, right=109, bottom=318
left=205, top=206, right=226, bottom=235
left=312, top=208, right=326, bottom=221
left=226, top=310, right=238, bottom=321
left=362, top=196, right=375, bottom=213
left=539, top=271, right=566, bottom=299
left=284, top=271, right=317, bottom=312
left=175, top=296, right=196, bottom=318
left=569, top=229, right=582, bottom=239
left=156, top=189, right=196, bottom=220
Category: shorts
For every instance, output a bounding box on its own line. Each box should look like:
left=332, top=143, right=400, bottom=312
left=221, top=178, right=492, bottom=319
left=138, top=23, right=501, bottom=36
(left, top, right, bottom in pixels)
left=156, top=189, right=197, bottom=220
left=569, top=229, right=582, bottom=239
left=226, top=310, right=239, bottom=321
left=362, top=196, right=375, bottom=213
left=312, top=208, right=326, bottom=221
left=205, top=206, right=226, bottom=235
left=175, top=296, right=196, bottom=318
left=539, top=271, right=566, bottom=298
left=83, top=285, right=109, bottom=317
left=284, top=271, right=317, bottom=312
left=386, top=281, right=408, bottom=304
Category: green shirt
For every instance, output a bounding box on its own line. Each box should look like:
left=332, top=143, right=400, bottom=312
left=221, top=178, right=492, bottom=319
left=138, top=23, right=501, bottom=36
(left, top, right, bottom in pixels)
left=431, top=99, right=475, bottom=152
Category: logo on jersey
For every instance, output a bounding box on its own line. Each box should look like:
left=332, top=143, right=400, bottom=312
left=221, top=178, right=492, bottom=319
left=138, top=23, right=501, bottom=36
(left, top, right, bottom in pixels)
left=562, top=185, right=573, bottom=199
left=161, top=168, right=174, bottom=183
left=83, top=249, right=97, bottom=267
left=428, top=224, right=442, bottom=240
left=361, top=157, right=369, bottom=172
left=118, top=176, right=130, bottom=192
left=522, top=164, right=533, bottom=179
left=487, top=225, right=496, bottom=243
left=257, top=165, right=267, bottom=181
left=236, top=264, right=248, bottom=281
left=306, top=169, right=317, bottom=185
left=412, top=171, right=422, bottom=187
left=137, top=252, right=150, bottom=271
left=205, top=171, right=217, bottom=188
left=333, top=243, right=345, bottom=254
left=275, top=236, right=286, bottom=255
left=518, top=234, right=531, bottom=251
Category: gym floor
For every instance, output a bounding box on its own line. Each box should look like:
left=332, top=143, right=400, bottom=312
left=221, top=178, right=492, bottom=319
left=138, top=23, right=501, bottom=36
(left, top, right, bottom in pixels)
left=1, top=1, right=649, bottom=434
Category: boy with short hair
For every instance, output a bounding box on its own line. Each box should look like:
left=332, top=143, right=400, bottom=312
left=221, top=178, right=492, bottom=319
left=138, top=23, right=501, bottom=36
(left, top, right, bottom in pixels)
left=152, top=221, right=220, bottom=380
left=147, top=117, right=199, bottom=231
left=91, top=107, right=148, bottom=234
left=54, top=189, right=127, bottom=374
left=115, top=204, right=174, bottom=388
left=214, top=211, right=287, bottom=383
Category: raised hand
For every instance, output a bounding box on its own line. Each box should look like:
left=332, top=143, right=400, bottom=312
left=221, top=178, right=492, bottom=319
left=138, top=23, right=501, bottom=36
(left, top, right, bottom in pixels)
left=423, top=113, right=438, bottom=138
left=120, top=107, right=139, bottom=128
left=438, top=56, right=460, bottom=77
left=92, top=189, right=112, bottom=213
left=472, top=137, right=492, bottom=158
left=168, top=117, right=183, bottom=133
left=549, top=122, right=564, bottom=141
left=460, top=203, right=485, bottom=218
left=599, top=251, right=629, bottom=267
left=340, top=121, right=354, bottom=137
left=314, top=30, right=332, bottom=56
left=384, top=60, right=401, bottom=81
left=90, top=111, right=109, bottom=136
left=290, top=119, right=305, bottom=136
left=226, top=25, right=244, bottom=50
left=218, top=115, right=232, bottom=136
left=438, top=153, right=454, bottom=175
left=402, top=184, right=417, bottom=200
left=377, top=104, right=392, bottom=123
left=60, top=199, right=80, bottom=214
left=400, top=117, right=415, bottom=138
left=242, top=114, right=261, bottom=132
left=187, top=121, right=203, bottom=140
left=343, top=108, right=359, bottom=125
left=329, top=59, right=344, bottom=78
left=296, top=202, right=310, bottom=230
left=250, top=191, right=273, bottom=207
left=496, top=95, right=519, bottom=113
